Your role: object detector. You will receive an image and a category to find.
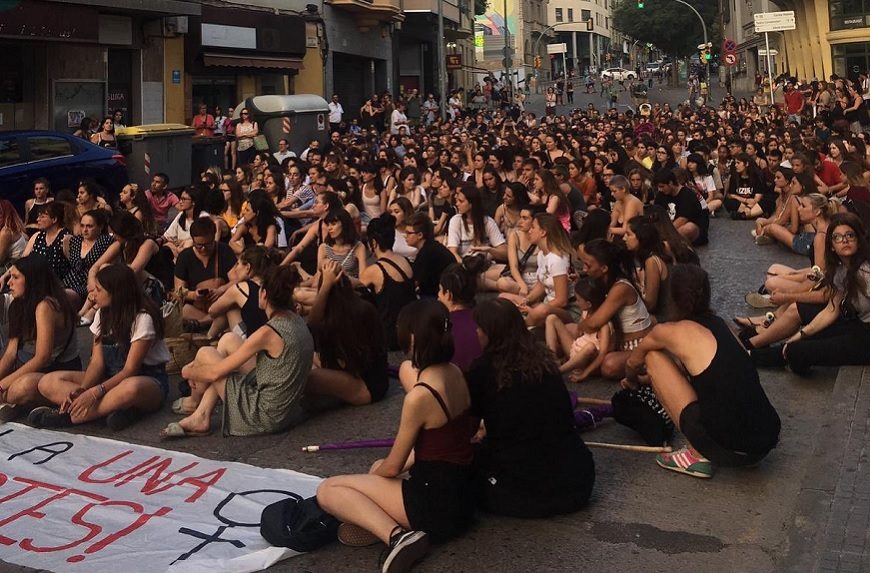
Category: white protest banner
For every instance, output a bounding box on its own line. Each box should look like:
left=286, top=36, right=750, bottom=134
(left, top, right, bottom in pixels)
left=0, top=423, right=322, bottom=573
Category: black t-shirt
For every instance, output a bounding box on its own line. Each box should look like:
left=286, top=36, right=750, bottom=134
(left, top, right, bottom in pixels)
left=174, top=242, right=237, bottom=287
left=412, top=239, right=456, bottom=298
left=654, top=187, right=709, bottom=242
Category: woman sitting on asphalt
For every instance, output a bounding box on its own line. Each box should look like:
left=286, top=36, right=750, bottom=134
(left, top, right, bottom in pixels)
left=749, top=194, right=838, bottom=305
left=480, top=205, right=544, bottom=295
left=576, top=238, right=653, bottom=380
left=0, top=255, right=80, bottom=423
left=0, top=200, right=27, bottom=277
left=469, top=298, right=595, bottom=516
left=624, top=215, right=672, bottom=318
left=623, top=264, right=781, bottom=479
left=777, top=213, right=870, bottom=373
left=316, top=299, right=477, bottom=573
left=164, top=264, right=313, bottom=438
left=205, top=245, right=281, bottom=345
left=305, top=260, right=389, bottom=406
left=501, top=213, right=578, bottom=327
left=30, top=264, right=168, bottom=431
left=62, top=209, right=114, bottom=309
left=359, top=214, right=416, bottom=350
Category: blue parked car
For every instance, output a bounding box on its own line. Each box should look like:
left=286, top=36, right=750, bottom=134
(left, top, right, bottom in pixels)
left=0, top=131, right=127, bottom=215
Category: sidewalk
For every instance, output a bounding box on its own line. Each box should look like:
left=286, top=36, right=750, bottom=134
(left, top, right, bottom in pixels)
left=783, top=365, right=870, bottom=572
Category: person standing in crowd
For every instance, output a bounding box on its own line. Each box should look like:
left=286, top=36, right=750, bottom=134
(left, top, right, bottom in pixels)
left=328, top=94, right=345, bottom=133
left=192, top=103, right=215, bottom=137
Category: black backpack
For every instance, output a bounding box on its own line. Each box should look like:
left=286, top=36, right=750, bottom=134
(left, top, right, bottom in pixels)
left=611, top=386, right=674, bottom=446
left=260, top=496, right=339, bottom=552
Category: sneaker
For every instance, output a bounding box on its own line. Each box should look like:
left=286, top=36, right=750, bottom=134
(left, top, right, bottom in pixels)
left=745, top=292, right=777, bottom=309
left=106, top=409, right=144, bottom=431
left=0, top=403, right=23, bottom=423
left=27, top=406, right=72, bottom=429
left=656, top=447, right=714, bottom=478
left=380, top=528, right=429, bottom=573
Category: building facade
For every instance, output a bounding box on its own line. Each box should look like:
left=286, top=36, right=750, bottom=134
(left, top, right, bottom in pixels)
left=725, top=0, right=870, bottom=92
left=474, top=0, right=549, bottom=87
left=546, top=0, right=613, bottom=77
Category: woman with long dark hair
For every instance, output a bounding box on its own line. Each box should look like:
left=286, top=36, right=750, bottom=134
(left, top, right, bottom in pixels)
left=305, top=260, right=389, bottom=405
left=0, top=255, right=80, bottom=422
left=360, top=214, right=416, bottom=350
left=317, top=300, right=476, bottom=571
left=469, top=298, right=594, bottom=516
left=780, top=213, right=870, bottom=372
left=625, top=215, right=672, bottom=317
left=163, top=187, right=204, bottom=259
left=576, top=238, right=653, bottom=379
left=725, top=153, right=767, bottom=219
left=230, top=190, right=282, bottom=254
left=447, top=183, right=506, bottom=261
left=30, top=264, right=168, bottom=430
left=624, top=264, right=781, bottom=478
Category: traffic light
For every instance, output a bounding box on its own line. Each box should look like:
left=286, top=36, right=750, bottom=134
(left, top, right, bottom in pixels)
left=700, top=47, right=707, bottom=62
left=704, top=51, right=712, bottom=62
left=637, top=0, right=644, bottom=7
left=534, top=55, right=542, bottom=68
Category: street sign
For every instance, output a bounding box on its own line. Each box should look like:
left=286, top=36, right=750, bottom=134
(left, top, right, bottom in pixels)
left=502, top=46, right=515, bottom=57
left=724, top=53, right=737, bottom=66
left=757, top=49, right=778, bottom=56
left=502, top=57, right=513, bottom=68
left=546, top=43, right=567, bottom=54
left=723, top=38, right=737, bottom=52
left=754, top=11, right=796, bottom=32
left=446, top=54, right=462, bottom=70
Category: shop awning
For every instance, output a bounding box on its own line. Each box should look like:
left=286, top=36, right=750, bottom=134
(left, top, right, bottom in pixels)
left=203, top=53, right=304, bottom=70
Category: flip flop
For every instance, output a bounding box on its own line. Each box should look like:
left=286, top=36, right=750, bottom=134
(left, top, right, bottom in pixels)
left=732, top=316, right=764, bottom=328
left=171, top=397, right=194, bottom=415
left=159, top=422, right=211, bottom=440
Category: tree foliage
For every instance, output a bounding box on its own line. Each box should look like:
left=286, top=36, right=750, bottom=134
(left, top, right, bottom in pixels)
left=612, top=0, right=720, bottom=57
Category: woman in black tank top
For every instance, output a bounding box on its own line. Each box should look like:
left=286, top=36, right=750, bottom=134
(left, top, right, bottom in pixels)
left=623, top=265, right=781, bottom=479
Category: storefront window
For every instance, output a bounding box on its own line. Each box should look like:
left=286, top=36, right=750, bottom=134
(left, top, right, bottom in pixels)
left=832, top=43, right=870, bottom=79
left=829, top=0, right=869, bottom=31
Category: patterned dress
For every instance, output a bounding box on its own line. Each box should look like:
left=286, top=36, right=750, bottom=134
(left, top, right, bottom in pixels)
left=222, top=313, right=314, bottom=436
left=31, top=229, right=70, bottom=280
left=63, top=234, right=113, bottom=298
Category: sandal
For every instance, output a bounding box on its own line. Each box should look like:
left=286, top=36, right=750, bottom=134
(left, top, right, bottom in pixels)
left=171, top=397, right=195, bottom=415
left=159, top=422, right=211, bottom=440
left=732, top=316, right=765, bottom=328
left=338, top=523, right=381, bottom=547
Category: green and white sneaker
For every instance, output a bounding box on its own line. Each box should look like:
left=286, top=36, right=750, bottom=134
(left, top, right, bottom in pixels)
left=656, top=447, right=714, bottom=479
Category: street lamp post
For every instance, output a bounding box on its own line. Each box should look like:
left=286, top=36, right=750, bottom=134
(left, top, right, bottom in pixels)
left=532, top=22, right=583, bottom=81
left=671, top=0, right=711, bottom=102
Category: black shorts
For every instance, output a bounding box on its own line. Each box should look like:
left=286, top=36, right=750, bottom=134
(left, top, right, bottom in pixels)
left=362, top=363, right=389, bottom=403
left=402, top=461, right=474, bottom=542
left=679, top=402, right=771, bottom=467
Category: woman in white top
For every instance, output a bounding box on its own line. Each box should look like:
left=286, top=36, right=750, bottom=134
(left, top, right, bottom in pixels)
left=31, top=264, right=170, bottom=431
left=387, top=197, right=418, bottom=261
left=447, top=183, right=506, bottom=262
left=0, top=201, right=27, bottom=275
left=360, top=164, right=387, bottom=226
left=687, top=153, right=723, bottom=214
left=389, top=166, right=426, bottom=209
left=501, top=213, right=576, bottom=327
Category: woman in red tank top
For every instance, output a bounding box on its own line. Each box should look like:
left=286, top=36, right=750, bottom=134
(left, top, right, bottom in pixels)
left=317, top=299, right=476, bottom=573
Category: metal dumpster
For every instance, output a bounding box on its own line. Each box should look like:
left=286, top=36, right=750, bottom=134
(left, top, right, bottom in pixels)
left=231, top=95, right=329, bottom=158
left=191, top=135, right=226, bottom=177
left=117, top=124, right=195, bottom=190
